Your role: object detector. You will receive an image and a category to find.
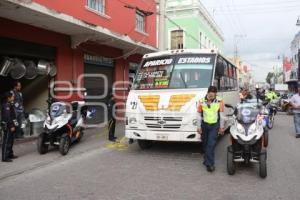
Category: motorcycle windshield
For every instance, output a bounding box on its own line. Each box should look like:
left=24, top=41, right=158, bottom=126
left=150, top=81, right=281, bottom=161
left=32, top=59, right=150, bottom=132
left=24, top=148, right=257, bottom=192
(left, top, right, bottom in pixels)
left=236, top=103, right=260, bottom=124
left=50, top=103, right=68, bottom=118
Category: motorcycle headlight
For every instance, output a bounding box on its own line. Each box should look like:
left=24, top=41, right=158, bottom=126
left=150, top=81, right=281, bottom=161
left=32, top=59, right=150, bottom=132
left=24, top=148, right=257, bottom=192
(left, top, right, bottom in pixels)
left=248, top=124, right=257, bottom=135
left=236, top=123, right=246, bottom=135
left=257, top=115, right=264, bottom=125
left=129, top=117, right=137, bottom=124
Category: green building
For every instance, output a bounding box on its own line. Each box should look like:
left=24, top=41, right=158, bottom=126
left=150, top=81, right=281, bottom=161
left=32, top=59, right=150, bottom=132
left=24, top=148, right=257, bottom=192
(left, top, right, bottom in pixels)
left=165, top=0, right=224, bottom=51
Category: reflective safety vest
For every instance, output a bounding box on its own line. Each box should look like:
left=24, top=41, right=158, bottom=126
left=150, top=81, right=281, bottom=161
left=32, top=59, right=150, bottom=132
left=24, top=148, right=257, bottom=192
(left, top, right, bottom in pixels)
left=197, top=96, right=224, bottom=124
left=265, top=91, right=277, bottom=101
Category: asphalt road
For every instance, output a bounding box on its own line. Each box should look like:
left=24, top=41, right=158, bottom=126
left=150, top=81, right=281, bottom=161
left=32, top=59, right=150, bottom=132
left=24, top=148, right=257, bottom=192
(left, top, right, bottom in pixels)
left=0, top=114, right=299, bottom=200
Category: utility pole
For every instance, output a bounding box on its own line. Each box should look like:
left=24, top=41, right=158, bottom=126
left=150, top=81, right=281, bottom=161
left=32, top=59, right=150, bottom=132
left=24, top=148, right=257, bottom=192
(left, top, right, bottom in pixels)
left=233, top=34, right=246, bottom=65
left=158, top=0, right=166, bottom=51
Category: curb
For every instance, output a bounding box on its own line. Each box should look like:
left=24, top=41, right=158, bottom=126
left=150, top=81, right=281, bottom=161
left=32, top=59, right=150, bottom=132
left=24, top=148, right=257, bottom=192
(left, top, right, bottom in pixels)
left=15, top=136, right=38, bottom=145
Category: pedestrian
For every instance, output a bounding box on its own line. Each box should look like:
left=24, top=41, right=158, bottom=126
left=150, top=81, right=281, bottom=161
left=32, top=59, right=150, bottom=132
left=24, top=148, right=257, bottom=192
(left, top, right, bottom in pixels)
left=12, top=81, right=24, bottom=138
left=290, top=86, right=300, bottom=138
left=240, top=88, right=253, bottom=103
left=197, top=86, right=225, bottom=172
left=1, top=91, right=18, bottom=162
left=107, top=91, right=117, bottom=142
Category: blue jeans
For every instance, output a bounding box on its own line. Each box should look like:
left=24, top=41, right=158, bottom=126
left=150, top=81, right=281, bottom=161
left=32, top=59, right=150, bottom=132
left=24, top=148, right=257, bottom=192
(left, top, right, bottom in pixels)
left=294, top=113, right=300, bottom=135
left=202, top=122, right=219, bottom=167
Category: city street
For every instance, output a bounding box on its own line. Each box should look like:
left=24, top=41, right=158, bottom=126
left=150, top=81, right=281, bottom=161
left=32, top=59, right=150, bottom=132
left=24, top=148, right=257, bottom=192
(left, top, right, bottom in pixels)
left=0, top=113, right=299, bottom=200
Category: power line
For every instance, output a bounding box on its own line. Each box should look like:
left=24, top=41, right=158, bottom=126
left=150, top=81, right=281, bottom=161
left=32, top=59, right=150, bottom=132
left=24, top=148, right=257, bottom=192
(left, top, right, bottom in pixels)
left=214, top=0, right=243, bottom=36
left=206, top=0, right=300, bottom=9
left=231, top=0, right=247, bottom=35
left=215, top=5, right=300, bottom=14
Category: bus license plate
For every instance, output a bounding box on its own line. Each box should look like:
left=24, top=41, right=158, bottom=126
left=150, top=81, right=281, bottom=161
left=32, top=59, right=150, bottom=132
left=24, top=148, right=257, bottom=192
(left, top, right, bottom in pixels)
left=156, top=134, right=168, bottom=140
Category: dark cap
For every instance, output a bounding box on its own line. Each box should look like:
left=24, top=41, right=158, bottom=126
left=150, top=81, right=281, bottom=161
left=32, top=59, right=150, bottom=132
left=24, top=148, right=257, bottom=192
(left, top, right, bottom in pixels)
left=208, top=86, right=218, bottom=93
left=4, top=91, right=14, bottom=99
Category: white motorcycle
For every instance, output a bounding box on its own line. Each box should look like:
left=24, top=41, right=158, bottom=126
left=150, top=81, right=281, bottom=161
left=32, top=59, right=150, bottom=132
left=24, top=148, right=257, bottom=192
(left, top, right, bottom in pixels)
left=225, top=100, right=268, bottom=178
left=37, top=101, right=93, bottom=155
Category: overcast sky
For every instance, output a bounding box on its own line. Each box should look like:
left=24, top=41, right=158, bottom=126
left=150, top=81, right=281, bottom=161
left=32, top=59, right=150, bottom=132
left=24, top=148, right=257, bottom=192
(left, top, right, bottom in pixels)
left=200, top=0, right=300, bottom=82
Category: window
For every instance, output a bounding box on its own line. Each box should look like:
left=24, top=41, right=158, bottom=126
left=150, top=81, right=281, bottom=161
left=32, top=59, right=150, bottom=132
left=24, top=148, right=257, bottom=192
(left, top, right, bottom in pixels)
left=214, top=57, right=238, bottom=91
left=87, top=0, right=105, bottom=14
left=134, top=55, right=215, bottom=90
left=171, top=30, right=184, bottom=49
left=136, top=11, right=146, bottom=33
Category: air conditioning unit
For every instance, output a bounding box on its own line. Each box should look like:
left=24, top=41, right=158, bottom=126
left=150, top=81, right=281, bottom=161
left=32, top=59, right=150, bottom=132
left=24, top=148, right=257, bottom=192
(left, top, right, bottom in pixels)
left=37, top=60, right=50, bottom=75
left=24, top=60, right=38, bottom=79
left=10, top=58, right=26, bottom=79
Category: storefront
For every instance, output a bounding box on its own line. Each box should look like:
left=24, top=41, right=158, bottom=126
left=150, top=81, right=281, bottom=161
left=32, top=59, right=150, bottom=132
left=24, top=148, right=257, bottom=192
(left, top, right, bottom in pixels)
left=0, top=0, right=157, bottom=126
left=0, top=37, right=56, bottom=112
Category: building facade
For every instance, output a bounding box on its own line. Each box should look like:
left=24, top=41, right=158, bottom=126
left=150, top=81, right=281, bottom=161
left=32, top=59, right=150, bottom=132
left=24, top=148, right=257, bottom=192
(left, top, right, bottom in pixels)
left=164, top=0, right=224, bottom=51
left=0, top=0, right=157, bottom=123
left=285, top=31, right=300, bottom=92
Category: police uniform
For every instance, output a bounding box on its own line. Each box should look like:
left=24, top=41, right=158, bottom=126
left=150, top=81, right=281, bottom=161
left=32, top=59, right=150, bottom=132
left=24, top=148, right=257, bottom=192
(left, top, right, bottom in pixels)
left=265, top=90, right=278, bottom=101
left=13, top=89, right=24, bottom=138
left=1, top=100, right=17, bottom=162
left=107, top=97, right=117, bottom=141
left=197, top=96, right=224, bottom=169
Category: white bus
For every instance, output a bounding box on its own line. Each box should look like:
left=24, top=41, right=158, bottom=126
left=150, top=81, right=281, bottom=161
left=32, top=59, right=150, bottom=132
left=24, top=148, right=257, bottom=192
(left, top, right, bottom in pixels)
left=125, top=49, right=239, bottom=149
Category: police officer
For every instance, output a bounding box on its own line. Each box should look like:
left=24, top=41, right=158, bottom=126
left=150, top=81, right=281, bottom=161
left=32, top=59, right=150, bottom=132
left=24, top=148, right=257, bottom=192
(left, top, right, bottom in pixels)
left=107, top=92, right=117, bottom=142
left=12, top=81, right=24, bottom=138
left=240, top=88, right=253, bottom=103
left=197, top=86, right=225, bottom=172
left=1, top=91, right=18, bottom=162
left=265, top=88, right=278, bottom=102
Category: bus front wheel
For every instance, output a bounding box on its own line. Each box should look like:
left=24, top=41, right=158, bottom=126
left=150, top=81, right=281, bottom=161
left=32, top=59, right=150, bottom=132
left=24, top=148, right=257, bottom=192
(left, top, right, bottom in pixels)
left=137, top=140, right=153, bottom=150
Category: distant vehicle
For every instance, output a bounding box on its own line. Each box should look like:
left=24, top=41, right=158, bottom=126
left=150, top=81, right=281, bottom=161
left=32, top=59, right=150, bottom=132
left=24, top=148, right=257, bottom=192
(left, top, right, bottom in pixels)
left=125, top=49, right=240, bottom=149
left=275, top=84, right=288, bottom=93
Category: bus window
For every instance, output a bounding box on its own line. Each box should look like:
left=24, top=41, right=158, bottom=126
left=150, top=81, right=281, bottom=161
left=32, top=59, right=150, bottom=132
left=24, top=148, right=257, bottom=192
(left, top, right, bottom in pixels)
left=133, top=57, right=174, bottom=90
left=169, top=55, right=215, bottom=89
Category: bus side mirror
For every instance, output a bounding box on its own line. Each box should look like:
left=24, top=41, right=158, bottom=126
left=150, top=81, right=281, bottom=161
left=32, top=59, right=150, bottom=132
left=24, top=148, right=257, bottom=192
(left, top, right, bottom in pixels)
left=216, top=62, right=225, bottom=77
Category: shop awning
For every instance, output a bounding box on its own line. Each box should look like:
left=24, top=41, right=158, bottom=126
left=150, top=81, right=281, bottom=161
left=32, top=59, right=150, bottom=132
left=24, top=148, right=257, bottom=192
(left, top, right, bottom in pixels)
left=0, top=0, right=157, bottom=55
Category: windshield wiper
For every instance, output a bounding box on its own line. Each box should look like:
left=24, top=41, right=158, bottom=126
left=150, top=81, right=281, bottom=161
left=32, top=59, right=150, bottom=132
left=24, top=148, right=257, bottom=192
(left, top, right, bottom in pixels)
left=179, top=72, right=187, bottom=88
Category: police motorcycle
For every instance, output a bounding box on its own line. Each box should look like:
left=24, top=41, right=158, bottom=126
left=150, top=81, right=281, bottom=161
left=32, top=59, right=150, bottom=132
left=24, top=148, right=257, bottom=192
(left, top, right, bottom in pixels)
left=225, top=99, right=268, bottom=178
left=37, top=101, right=93, bottom=155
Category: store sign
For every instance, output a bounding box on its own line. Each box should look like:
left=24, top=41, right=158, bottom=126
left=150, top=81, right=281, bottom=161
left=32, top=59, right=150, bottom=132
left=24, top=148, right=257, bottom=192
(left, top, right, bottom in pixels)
left=84, top=54, right=114, bottom=67
left=143, top=59, right=173, bottom=67
left=177, top=57, right=212, bottom=64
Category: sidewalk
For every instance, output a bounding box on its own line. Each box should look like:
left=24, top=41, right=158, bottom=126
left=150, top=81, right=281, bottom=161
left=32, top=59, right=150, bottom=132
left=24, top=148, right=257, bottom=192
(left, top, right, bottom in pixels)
left=1, top=121, right=125, bottom=146
left=0, top=122, right=125, bottom=181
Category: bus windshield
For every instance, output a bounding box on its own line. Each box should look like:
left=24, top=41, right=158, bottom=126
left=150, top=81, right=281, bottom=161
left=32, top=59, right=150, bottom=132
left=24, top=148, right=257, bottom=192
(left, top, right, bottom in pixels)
left=133, top=54, right=215, bottom=90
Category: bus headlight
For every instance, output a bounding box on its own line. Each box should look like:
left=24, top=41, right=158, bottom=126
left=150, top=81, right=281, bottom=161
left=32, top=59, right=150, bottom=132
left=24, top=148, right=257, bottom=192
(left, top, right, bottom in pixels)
left=192, top=119, right=198, bottom=126
left=129, top=117, right=137, bottom=124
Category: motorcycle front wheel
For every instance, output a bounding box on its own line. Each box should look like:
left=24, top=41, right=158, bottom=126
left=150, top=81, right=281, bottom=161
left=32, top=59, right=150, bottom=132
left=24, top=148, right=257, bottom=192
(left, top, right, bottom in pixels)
left=59, top=133, right=71, bottom=156
left=37, top=133, right=49, bottom=154
left=267, top=114, right=274, bottom=129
